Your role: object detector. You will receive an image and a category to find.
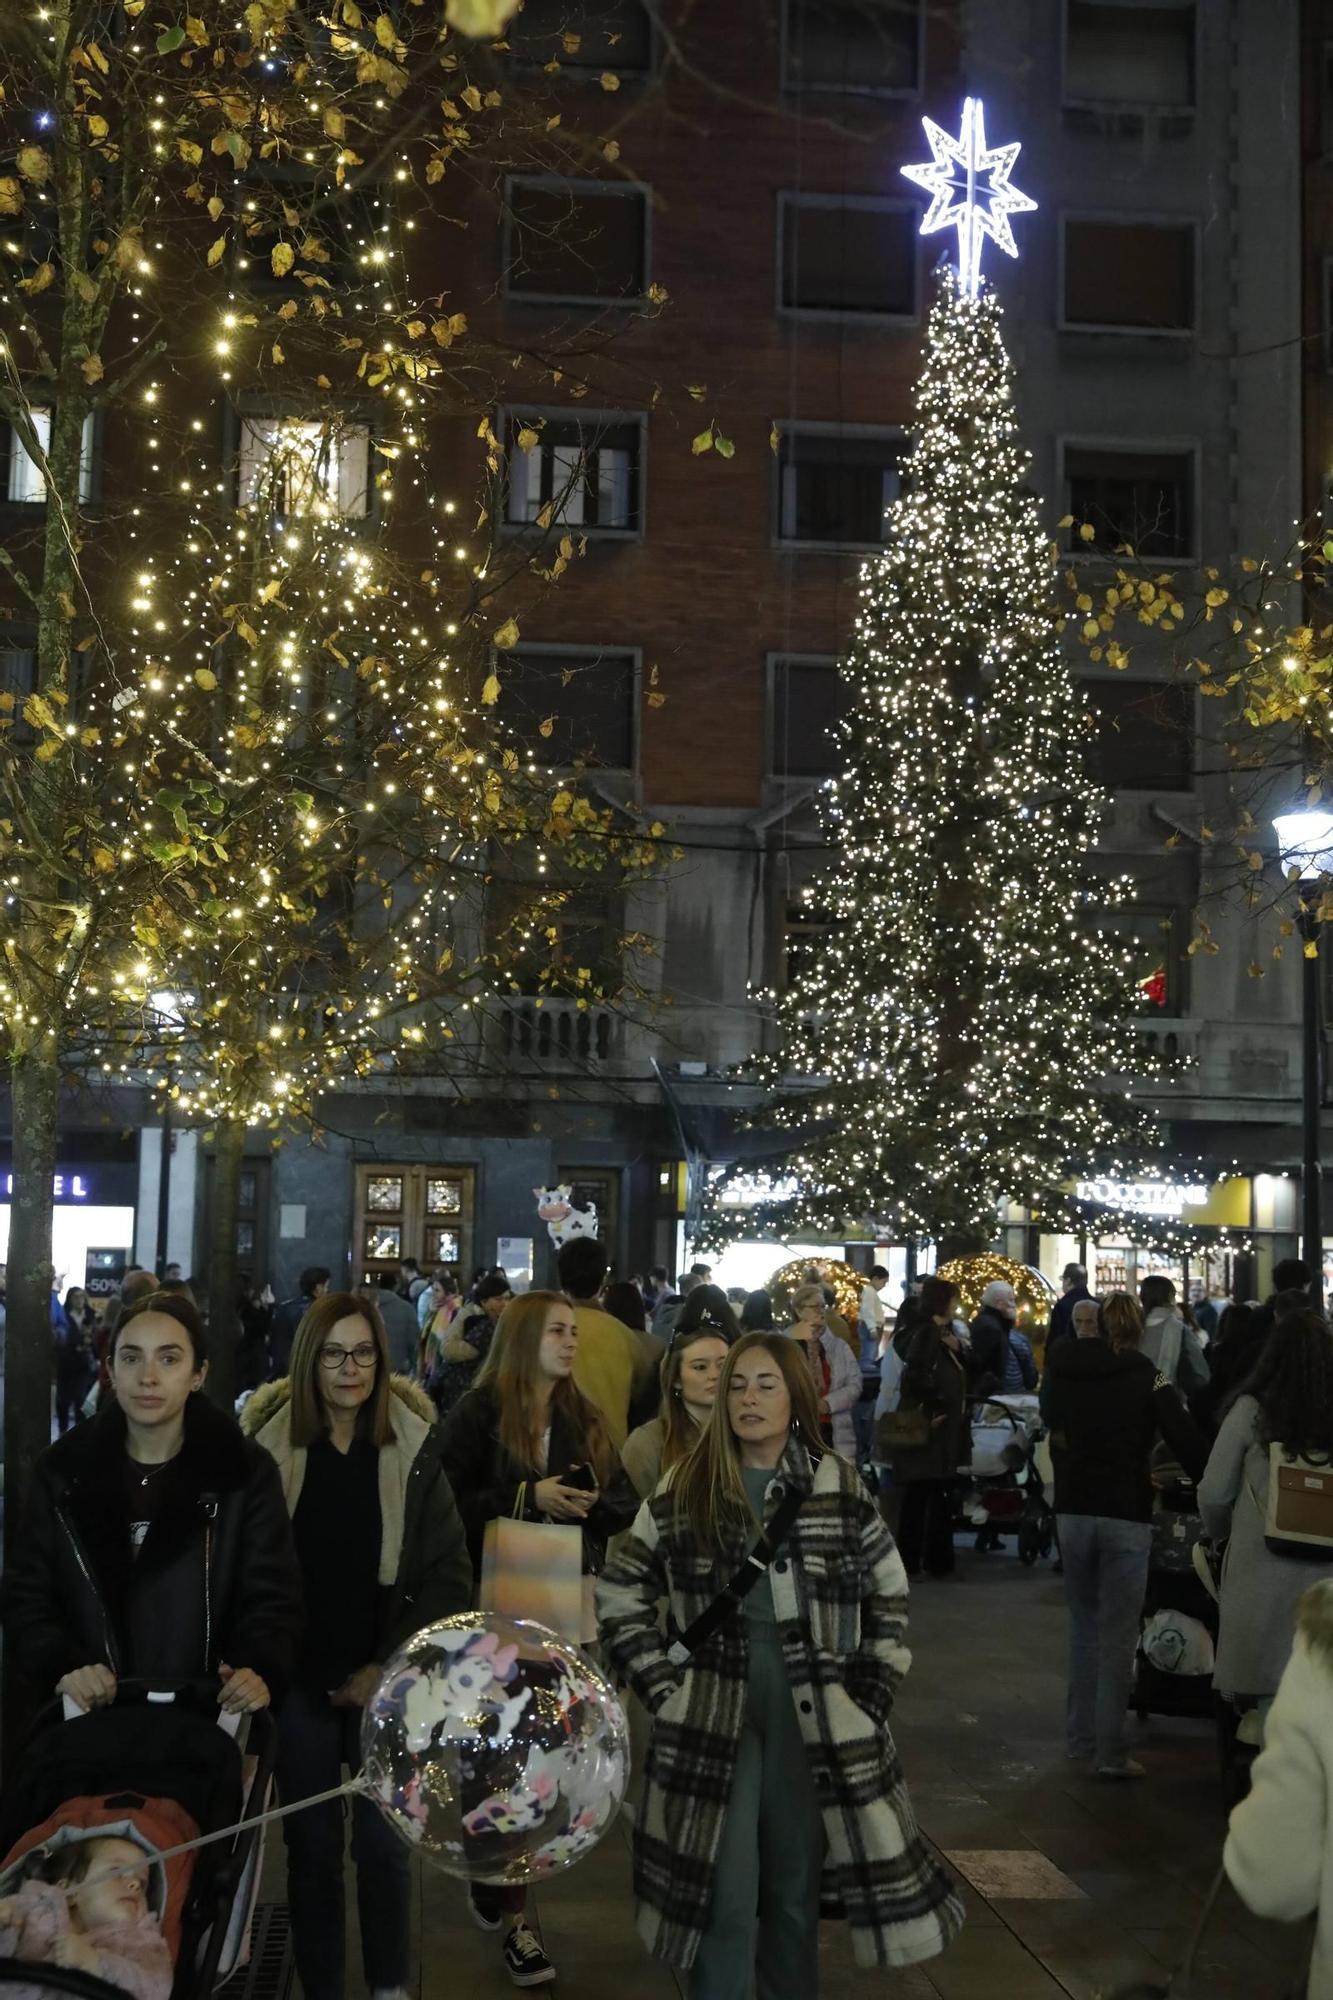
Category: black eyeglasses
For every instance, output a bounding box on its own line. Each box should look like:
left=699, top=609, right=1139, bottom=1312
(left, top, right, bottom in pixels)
left=319, top=1343, right=377, bottom=1370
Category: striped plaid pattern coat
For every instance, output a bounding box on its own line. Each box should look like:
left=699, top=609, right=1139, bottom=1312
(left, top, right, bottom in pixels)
left=595, top=1439, right=964, bottom=1973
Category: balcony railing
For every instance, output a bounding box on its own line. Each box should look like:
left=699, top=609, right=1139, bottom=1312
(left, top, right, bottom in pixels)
left=496, top=996, right=624, bottom=1069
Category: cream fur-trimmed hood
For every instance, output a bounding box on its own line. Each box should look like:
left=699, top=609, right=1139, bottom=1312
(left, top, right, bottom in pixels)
left=242, top=1373, right=435, bottom=1586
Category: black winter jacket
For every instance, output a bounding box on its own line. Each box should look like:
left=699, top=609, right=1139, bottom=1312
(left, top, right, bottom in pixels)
left=243, top=1373, right=474, bottom=1664
left=1039, top=1337, right=1208, bottom=1521
left=4, top=1393, right=303, bottom=1700
left=439, top=1384, right=638, bottom=1578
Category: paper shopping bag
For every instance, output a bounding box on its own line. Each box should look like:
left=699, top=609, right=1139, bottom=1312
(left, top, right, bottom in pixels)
left=479, top=1515, right=585, bottom=1647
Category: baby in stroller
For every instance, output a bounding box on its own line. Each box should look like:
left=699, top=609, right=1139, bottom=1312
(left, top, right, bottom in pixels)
left=0, top=1829, right=172, bottom=2000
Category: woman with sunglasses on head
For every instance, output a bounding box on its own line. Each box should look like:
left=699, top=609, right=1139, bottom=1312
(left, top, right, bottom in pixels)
left=623, top=1313, right=732, bottom=1501
left=597, top=1330, right=963, bottom=1997
left=245, top=1290, right=472, bottom=2000
left=440, top=1289, right=638, bottom=1987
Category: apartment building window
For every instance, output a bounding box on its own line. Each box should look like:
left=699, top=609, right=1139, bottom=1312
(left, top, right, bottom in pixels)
left=769, top=656, right=849, bottom=779
left=1063, top=443, right=1195, bottom=559
left=1064, top=1, right=1195, bottom=109
left=236, top=416, right=372, bottom=518
left=504, top=0, right=652, bottom=74
left=776, top=424, right=905, bottom=549
left=783, top=892, right=841, bottom=991
left=489, top=878, right=624, bottom=997
left=1099, top=904, right=1186, bottom=1016
left=5, top=411, right=95, bottom=505
left=504, top=176, right=648, bottom=304
left=501, top=644, right=638, bottom=771
left=778, top=194, right=917, bottom=319
left=1062, top=217, right=1195, bottom=334
left=1085, top=677, right=1193, bottom=790
left=501, top=409, right=643, bottom=536
left=781, top=0, right=922, bottom=96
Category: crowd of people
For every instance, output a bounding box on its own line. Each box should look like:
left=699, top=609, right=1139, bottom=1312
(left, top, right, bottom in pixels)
left=7, top=1245, right=1333, bottom=1995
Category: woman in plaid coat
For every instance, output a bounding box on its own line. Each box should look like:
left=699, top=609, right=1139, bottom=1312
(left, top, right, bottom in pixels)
left=597, top=1331, right=962, bottom=1997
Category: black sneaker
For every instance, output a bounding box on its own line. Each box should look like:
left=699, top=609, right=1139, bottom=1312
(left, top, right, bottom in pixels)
left=502, top=1922, right=555, bottom=1988
left=468, top=1883, right=503, bottom=1933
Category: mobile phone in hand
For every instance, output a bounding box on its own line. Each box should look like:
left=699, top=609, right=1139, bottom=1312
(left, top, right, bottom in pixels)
left=564, top=1461, right=598, bottom=1492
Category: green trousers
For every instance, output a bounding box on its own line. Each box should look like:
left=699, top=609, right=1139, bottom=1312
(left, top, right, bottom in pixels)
left=688, top=1626, right=827, bottom=2000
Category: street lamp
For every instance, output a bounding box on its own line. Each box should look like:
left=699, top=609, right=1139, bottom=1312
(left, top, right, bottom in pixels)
left=1273, top=809, right=1333, bottom=1299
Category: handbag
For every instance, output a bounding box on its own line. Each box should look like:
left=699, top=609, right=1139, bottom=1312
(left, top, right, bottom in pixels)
left=876, top=1403, right=931, bottom=1453
left=479, top=1485, right=585, bottom=1647
left=1257, top=1444, right=1333, bottom=1561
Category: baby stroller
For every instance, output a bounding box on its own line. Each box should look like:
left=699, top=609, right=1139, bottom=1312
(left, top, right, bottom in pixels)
left=0, top=1679, right=276, bottom=2000
left=956, top=1395, right=1056, bottom=1566
left=1130, top=1478, right=1219, bottom=1726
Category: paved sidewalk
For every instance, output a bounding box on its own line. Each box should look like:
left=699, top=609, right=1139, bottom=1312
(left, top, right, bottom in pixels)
left=262, top=1542, right=1311, bottom=1999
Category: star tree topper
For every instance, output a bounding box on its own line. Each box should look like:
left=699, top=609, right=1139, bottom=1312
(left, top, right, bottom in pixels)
left=901, top=97, right=1036, bottom=298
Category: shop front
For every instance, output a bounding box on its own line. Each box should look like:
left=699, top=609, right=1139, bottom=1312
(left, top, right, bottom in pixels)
left=999, top=1174, right=1279, bottom=1308
left=0, top=1153, right=140, bottom=1298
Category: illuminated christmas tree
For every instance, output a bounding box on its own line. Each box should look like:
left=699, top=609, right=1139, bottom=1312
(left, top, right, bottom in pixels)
left=727, top=264, right=1162, bottom=1252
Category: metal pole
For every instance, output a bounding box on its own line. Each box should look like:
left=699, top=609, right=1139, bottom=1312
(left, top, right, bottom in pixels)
left=1299, top=893, right=1324, bottom=1306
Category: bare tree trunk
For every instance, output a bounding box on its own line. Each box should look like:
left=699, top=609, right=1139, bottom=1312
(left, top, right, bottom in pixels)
left=205, top=1118, right=245, bottom=1411
left=3, top=1042, right=60, bottom=1734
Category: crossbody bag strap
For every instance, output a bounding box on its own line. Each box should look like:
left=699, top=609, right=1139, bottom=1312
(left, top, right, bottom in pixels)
left=666, top=1485, right=807, bottom=1668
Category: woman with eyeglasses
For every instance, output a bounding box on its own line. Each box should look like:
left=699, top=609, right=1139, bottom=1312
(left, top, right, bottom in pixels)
left=785, top=1283, right=862, bottom=1459
left=245, top=1289, right=472, bottom=2000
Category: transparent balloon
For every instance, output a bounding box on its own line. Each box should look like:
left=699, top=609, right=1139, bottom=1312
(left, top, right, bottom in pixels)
left=360, top=1614, right=630, bottom=1883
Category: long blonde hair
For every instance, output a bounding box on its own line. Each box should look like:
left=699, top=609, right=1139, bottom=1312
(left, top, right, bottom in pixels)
left=475, top=1289, right=616, bottom=1483
left=659, top=1327, right=731, bottom=1477
left=289, top=1291, right=393, bottom=1448
left=672, top=1331, right=823, bottom=1550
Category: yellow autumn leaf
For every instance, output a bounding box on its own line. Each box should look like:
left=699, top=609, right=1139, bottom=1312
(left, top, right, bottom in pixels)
left=373, top=13, right=398, bottom=46
left=647, top=691, right=666, bottom=707
left=86, top=114, right=109, bottom=140
left=91, top=845, right=116, bottom=873
left=194, top=667, right=218, bottom=690
left=692, top=427, right=713, bottom=455
left=492, top=616, right=519, bottom=649
left=17, top=146, right=51, bottom=183
left=481, top=673, right=501, bottom=705
left=80, top=353, right=103, bottom=384
left=538, top=717, right=554, bottom=737
left=207, top=235, right=227, bottom=266
left=323, top=105, right=345, bottom=140
left=271, top=341, right=285, bottom=364
left=270, top=241, right=295, bottom=277
left=0, top=178, right=22, bottom=215
left=461, top=83, right=482, bottom=110
left=207, top=195, right=224, bottom=221
left=177, top=137, right=203, bottom=165
left=602, top=139, right=620, bottom=162
left=18, top=262, right=55, bottom=295
left=1078, top=522, right=1096, bottom=543
left=1306, top=940, right=1320, bottom=960
left=516, top=425, right=540, bottom=449
left=35, top=739, right=62, bottom=762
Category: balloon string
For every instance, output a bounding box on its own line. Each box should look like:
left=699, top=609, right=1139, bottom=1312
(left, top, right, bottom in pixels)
left=113, top=1775, right=374, bottom=1876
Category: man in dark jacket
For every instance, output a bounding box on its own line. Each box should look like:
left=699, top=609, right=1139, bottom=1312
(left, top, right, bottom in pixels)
left=1040, top=1298, right=1206, bottom=1776
left=1046, top=1263, right=1092, bottom=1351
left=267, top=1265, right=329, bottom=1380
left=5, top=1291, right=302, bottom=1716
